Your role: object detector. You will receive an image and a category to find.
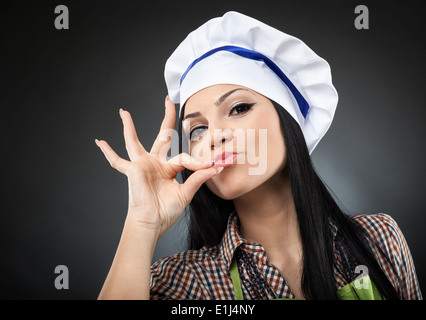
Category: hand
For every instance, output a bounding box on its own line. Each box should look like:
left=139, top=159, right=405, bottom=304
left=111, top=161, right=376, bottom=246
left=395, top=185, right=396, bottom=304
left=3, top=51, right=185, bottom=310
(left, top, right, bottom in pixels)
left=95, top=96, right=223, bottom=238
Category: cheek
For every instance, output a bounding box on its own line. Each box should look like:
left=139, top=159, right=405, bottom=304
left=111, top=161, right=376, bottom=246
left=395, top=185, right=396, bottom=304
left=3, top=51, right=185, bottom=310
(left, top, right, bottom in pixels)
left=246, top=119, right=286, bottom=175
left=266, top=126, right=286, bottom=172
left=189, top=139, right=211, bottom=161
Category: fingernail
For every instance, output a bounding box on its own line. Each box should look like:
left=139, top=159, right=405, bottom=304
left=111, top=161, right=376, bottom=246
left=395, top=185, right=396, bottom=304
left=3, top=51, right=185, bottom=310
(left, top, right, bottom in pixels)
left=95, top=139, right=100, bottom=147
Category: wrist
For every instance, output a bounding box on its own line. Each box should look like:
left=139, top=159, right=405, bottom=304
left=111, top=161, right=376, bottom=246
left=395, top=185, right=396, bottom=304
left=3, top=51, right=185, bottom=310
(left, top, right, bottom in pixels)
left=123, top=216, right=162, bottom=243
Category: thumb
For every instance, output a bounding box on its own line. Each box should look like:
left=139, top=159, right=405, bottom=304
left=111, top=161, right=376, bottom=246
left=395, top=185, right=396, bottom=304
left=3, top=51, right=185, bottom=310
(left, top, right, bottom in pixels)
left=180, top=166, right=224, bottom=204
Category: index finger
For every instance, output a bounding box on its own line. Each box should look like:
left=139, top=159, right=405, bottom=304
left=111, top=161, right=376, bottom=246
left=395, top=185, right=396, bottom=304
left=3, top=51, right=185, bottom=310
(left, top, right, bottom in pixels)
left=120, top=108, right=147, bottom=161
left=150, top=96, right=176, bottom=155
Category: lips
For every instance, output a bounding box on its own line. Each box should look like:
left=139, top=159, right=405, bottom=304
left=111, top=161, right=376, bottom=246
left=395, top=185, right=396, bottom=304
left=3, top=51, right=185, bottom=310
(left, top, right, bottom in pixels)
left=214, top=152, right=238, bottom=168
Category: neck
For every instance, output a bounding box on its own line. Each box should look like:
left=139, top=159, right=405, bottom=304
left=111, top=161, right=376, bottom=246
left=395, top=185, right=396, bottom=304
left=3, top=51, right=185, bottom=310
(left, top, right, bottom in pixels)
left=232, top=168, right=302, bottom=262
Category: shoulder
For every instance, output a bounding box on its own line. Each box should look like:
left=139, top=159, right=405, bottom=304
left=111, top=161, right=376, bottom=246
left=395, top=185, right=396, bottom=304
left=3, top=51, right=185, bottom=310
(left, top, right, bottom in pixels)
left=349, top=213, right=407, bottom=261
left=349, top=213, right=423, bottom=299
left=350, top=213, right=403, bottom=244
left=349, top=213, right=413, bottom=259
left=150, top=245, right=222, bottom=299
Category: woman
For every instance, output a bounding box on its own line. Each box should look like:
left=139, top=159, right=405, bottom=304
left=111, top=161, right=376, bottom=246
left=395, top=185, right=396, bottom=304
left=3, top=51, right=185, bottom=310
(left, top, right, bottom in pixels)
left=95, top=12, right=422, bottom=300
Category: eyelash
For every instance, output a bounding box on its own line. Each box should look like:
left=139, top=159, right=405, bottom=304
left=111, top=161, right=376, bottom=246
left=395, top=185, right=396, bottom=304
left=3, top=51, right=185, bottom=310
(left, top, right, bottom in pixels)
left=189, top=103, right=255, bottom=140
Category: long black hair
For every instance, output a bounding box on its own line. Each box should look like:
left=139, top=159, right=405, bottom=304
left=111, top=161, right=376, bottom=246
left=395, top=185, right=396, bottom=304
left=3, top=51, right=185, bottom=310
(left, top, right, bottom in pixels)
left=178, top=99, right=399, bottom=300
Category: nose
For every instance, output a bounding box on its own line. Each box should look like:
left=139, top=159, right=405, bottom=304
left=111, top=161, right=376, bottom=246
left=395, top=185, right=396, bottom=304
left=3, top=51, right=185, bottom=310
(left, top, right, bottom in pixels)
left=210, top=126, right=234, bottom=150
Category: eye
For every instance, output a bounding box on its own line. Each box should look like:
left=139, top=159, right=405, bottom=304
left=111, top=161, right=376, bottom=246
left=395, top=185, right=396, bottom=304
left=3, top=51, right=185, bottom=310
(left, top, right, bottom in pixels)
left=189, top=125, right=207, bottom=142
left=188, top=103, right=255, bottom=142
left=229, top=103, right=255, bottom=116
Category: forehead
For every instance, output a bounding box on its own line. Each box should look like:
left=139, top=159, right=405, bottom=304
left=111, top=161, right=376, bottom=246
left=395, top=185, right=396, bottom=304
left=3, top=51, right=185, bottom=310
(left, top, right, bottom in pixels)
left=183, top=84, right=256, bottom=116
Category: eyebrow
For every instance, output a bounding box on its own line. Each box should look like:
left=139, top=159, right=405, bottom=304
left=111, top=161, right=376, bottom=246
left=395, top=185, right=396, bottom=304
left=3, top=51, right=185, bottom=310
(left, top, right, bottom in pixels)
left=183, top=88, right=249, bottom=121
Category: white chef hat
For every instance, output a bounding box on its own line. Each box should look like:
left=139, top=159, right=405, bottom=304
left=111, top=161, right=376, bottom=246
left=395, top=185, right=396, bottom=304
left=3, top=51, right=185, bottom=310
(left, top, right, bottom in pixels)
left=164, top=11, right=338, bottom=154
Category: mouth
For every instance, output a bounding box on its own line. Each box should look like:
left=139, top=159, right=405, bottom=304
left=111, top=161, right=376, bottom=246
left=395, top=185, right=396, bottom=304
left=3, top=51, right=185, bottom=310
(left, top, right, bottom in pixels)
left=213, top=152, right=239, bottom=168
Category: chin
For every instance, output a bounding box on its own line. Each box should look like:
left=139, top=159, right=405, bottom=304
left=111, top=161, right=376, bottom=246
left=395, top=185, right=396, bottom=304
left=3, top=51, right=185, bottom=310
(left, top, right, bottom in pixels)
left=205, top=165, right=257, bottom=200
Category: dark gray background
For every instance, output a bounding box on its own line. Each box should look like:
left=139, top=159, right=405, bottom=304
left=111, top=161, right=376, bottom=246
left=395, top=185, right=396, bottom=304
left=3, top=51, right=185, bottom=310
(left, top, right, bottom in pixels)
left=1, top=0, right=424, bottom=299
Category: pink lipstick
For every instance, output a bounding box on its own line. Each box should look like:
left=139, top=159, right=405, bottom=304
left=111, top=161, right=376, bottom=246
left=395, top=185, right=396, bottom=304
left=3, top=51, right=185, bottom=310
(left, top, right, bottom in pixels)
left=214, top=152, right=238, bottom=168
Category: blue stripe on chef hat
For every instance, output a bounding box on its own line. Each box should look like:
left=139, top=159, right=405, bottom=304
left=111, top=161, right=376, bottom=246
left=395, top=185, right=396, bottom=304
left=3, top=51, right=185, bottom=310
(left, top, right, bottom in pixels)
left=180, top=45, right=310, bottom=118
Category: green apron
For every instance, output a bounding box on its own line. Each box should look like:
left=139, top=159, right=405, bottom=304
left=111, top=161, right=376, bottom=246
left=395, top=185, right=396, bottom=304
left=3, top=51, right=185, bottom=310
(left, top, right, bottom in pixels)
left=230, top=256, right=384, bottom=300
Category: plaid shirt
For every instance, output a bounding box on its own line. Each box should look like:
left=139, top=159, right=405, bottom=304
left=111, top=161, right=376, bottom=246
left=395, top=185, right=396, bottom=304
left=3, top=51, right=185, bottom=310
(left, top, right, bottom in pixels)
left=150, top=211, right=422, bottom=300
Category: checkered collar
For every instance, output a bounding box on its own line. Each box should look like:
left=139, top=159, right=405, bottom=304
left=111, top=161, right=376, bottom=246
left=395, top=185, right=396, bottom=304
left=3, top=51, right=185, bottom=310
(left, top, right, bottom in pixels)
left=220, top=210, right=270, bottom=270
left=220, top=210, right=339, bottom=271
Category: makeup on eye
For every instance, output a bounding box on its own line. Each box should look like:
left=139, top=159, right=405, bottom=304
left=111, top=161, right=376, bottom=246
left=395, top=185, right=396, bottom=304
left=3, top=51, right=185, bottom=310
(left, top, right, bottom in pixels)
left=228, top=102, right=256, bottom=116
left=188, top=102, right=256, bottom=141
